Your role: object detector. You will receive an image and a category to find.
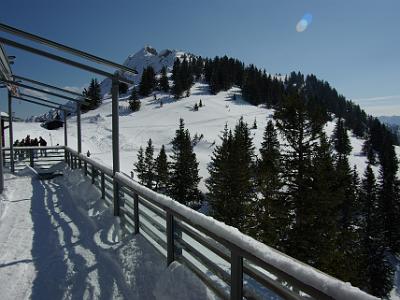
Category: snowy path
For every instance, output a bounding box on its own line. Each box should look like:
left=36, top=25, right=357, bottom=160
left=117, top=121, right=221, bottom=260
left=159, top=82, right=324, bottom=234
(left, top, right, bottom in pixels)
left=0, top=168, right=176, bottom=300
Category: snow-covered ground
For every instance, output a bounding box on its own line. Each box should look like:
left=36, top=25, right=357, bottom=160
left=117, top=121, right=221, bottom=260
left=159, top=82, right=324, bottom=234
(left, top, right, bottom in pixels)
left=8, top=82, right=380, bottom=191
left=0, top=165, right=215, bottom=300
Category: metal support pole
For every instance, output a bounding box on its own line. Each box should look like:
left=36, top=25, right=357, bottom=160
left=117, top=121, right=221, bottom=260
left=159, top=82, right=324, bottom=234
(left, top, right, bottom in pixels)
left=0, top=116, right=4, bottom=193
left=63, top=110, right=68, bottom=146
left=64, top=111, right=68, bottom=162
left=8, top=91, right=14, bottom=173
left=230, top=251, right=243, bottom=300
left=111, top=76, right=120, bottom=216
left=166, top=211, right=174, bottom=266
left=76, top=102, right=82, bottom=168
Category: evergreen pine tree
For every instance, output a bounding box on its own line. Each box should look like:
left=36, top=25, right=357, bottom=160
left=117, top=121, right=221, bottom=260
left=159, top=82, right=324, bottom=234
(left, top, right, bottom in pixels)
left=169, top=119, right=201, bottom=206
left=129, top=87, right=141, bottom=112
left=155, top=145, right=169, bottom=192
left=333, top=118, right=352, bottom=161
left=172, top=59, right=184, bottom=99
left=359, top=164, right=394, bottom=298
left=207, top=119, right=256, bottom=231
left=207, top=125, right=235, bottom=224
left=231, top=117, right=257, bottom=231
left=143, top=139, right=155, bottom=189
left=334, top=153, right=361, bottom=284
left=308, top=133, right=341, bottom=272
left=139, top=66, right=156, bottom=96
left=256, top=121, right=286, bottom=248
left=159, top=66, right=170, bottom=92
left=274, top=92, right=321, bottom=257
left=83, top=78, right=101, bottom=110
left=252, top=118, right=257, bottom=129
left=134, top=147, right=146, bottom=184
left=378, top=136, right=400, bottom=253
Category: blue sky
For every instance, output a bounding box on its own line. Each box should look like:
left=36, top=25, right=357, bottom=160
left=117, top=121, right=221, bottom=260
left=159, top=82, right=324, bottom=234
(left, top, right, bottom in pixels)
left=0, top=0, right=399, bottom=117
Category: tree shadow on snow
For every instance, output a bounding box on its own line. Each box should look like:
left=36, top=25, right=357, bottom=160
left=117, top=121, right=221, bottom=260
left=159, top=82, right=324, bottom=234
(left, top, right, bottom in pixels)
left=30, top=176, right=165, bottom=300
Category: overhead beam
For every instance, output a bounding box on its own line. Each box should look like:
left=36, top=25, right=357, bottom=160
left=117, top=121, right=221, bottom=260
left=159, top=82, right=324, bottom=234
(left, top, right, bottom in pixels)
left=0, top=22, right=137, bottom=75
left=1, top=79, right=87, bottom=103
left=19, top=93, right=74, bottom=112
left=0, top=37, right=134, bottom=84
left=0, top=43, right=12, bottom=81
left=14, top=75, right=89, bottom=99
left=12, top=95, right=70, bottom=111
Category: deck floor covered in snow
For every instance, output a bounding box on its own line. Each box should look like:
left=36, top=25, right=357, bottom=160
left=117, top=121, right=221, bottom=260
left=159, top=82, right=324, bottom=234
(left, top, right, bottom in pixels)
left=0, top=166, right=191, bottom=300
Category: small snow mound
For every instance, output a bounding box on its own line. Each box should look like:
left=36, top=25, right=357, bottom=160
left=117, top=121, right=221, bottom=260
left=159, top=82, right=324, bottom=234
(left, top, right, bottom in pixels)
left=153, top=262, right=216, bottom=300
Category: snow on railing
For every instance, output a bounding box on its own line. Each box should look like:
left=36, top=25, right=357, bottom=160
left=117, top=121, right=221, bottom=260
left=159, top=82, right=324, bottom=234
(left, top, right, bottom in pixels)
left=64, top=146, right=378, bottom=300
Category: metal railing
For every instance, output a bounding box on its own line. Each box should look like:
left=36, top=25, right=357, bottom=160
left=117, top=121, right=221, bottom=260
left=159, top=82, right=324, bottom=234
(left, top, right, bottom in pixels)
left=62, top=146, right=377, bottom=300
left=3, top=146, right=65, bottom=171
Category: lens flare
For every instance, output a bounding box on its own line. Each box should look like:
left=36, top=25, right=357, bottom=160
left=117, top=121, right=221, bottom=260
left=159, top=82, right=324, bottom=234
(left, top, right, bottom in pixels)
left=296, top=13, right=313, bottom=32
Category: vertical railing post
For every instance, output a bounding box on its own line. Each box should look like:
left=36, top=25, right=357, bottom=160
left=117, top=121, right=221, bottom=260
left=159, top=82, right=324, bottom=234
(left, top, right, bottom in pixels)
left=111, top=75, right=120, bottom=216
left=66, top=149, right=69, bottom=166
left=92, top=165, right=96, bottom=184
left=230, top=250, right=243, bottom=300
left=64, top=110, right=68, bottom=162
left=29, top=149, right=34, bottom=167
left=76, top=102, right=82, bottom=168
left=8, top=91, right=14, bottom=173
left=0, top=115, right=3, bottom=193
left=101, top=172, right=105, bottom=199
left=84, top=161, right=87, bottom=176
left=166, top=210, right=175, bottom=265
left=134, top=193, right=139, bottom=234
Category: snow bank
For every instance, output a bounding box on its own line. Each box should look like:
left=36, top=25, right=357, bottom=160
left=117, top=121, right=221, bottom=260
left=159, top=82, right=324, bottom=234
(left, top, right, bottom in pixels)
left=115, top=172, right=378, bottom=300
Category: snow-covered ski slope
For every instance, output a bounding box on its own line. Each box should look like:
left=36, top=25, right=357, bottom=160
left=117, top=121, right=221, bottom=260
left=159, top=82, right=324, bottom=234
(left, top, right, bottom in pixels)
left=0, top=166, right=215, bottom=300
left=11, top=82, right=381, bottom=191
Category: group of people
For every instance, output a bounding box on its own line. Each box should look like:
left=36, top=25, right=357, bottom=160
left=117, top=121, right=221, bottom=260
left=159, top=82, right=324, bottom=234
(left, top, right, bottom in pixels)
left=13, top=135, right=48, bottom=159
left=14, top=135, right=48, bottom=148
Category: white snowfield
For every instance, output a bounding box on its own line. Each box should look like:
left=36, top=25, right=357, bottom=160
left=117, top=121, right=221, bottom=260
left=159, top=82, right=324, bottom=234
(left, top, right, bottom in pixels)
left=0, top=166, right=215, bottom=300
left=9, top=83, right=382, bottom=192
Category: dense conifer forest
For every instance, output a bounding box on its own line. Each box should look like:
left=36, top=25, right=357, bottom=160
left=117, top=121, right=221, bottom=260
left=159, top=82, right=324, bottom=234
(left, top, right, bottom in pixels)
left=129, top=54, right=399, bottom=298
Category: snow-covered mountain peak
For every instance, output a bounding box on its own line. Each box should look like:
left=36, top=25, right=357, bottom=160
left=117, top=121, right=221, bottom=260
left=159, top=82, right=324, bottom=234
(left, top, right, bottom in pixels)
left=101, top=46, right=188, bottom=97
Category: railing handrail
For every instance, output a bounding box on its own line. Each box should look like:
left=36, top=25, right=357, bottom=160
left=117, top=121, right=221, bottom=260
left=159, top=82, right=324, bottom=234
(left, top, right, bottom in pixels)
left=4, top=146, right=65, bottom=151
left=114, top=172, right=376, bottom=300
left=63, top=146, right=378, bottom=300
left=65, top=146, right=113, bottom=177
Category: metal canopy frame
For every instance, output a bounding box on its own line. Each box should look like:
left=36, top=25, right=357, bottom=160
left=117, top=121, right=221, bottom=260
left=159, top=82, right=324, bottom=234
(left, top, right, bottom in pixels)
left=1, top=79, right=88, bottom=104
left=19, top=93, right=74, bottom=112
left=0, top=23, right=138, bottom=76
left=0, top=23, right=132, bottom=217
left=13, top=95, right=73, bottom=112
left=14, top=75, right=89, bottom=99
left=0, top=43, right=12, bottom=81
left=0, top=36, right=134, bottom=85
